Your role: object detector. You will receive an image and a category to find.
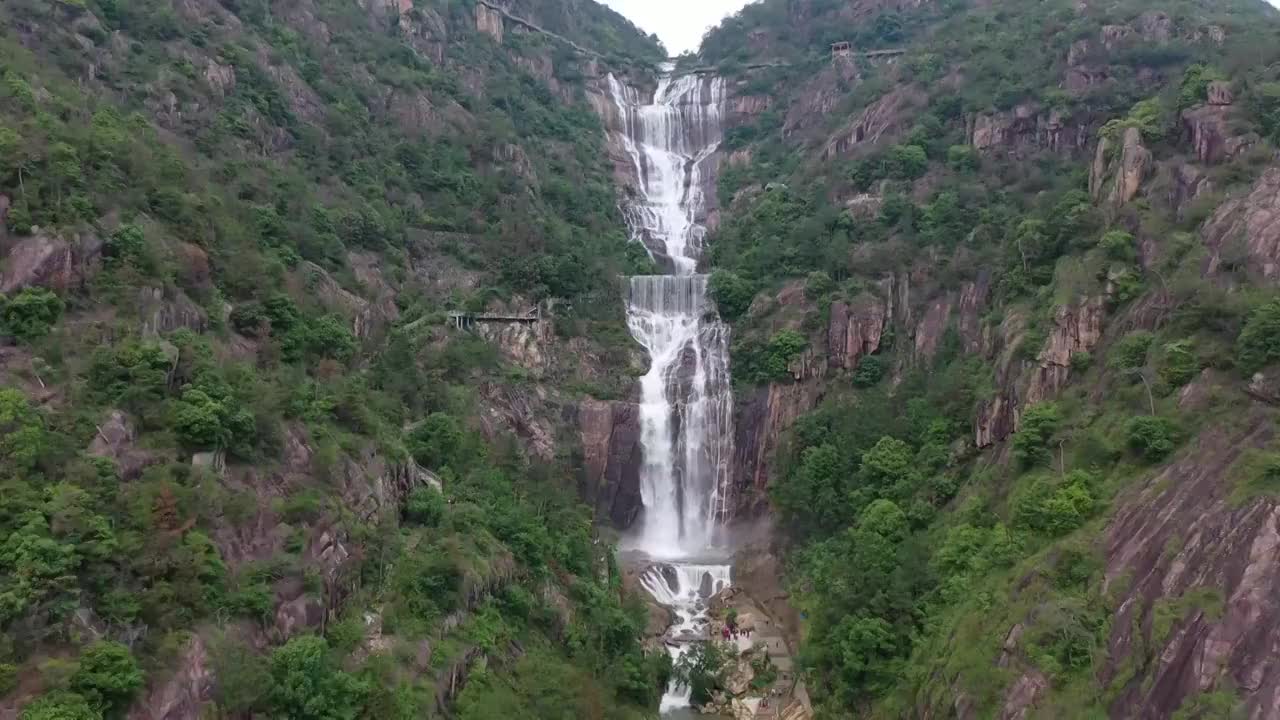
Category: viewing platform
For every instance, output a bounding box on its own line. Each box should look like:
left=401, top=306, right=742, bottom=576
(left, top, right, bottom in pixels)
left=447, top=309, right=540, bottom=330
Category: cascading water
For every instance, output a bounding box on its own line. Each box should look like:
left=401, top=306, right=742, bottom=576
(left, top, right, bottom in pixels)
left=608, top=67, right=733, bottom=713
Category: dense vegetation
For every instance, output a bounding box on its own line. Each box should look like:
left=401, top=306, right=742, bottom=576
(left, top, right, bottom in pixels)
left=700, top=0, right=1280, bottom=716
left=0, top=0, right=669, bottom=716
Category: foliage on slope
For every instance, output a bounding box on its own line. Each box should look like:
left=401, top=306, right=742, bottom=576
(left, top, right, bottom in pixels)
left=0, top=0, right=667, bottom=716
left=699, top=0, right=1280, bottom=716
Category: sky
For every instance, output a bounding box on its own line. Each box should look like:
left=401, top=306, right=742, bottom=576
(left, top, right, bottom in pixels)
left=600, top=0, right=756, bottom=56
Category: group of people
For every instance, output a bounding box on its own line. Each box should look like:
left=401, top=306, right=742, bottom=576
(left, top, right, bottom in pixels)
left=719, top=622, right=752, bottom=641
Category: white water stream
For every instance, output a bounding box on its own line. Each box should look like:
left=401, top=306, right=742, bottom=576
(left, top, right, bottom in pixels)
left=608, top=67, right=733, bottom=713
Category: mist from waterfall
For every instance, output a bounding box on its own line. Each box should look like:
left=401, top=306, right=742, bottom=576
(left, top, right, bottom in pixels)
left=608, top=67, right=733, bottom=714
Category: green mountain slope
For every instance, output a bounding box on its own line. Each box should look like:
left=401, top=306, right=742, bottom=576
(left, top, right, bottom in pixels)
left=698, top=0, right=1280, bottom=717
left=0, top=0, right=667, bottom=717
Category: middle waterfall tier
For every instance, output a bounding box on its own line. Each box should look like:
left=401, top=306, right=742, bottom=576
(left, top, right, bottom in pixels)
left=626, top=275, right=733, bottom=559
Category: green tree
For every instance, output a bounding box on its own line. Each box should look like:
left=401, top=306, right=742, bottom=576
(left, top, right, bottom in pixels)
left=71, top=641, right=144, bottom=717
left=708, top=270, right=755, bottom=319
left=0, top=388, right=47, bottom=472
left=1012, top=403, right=1060, bottom=468
left=404, top=486, right=445, bottom=527
left=946, top=145, right=978, bottom=171
left=1237, top=299, right=1280, bottom=374
left=883, top=144, right=928, bottom=180
left=852, top=355, right=885, bottom=387
left=1126, top=416, right=1180, bottom=462
left=1, top=288, right=65, bottom=341
left=408, top=413, right=465, bottom=471
left=859, top=436, right=918, bottom=499
left=1098, top=230, right=1135, bottom=261
left=267, top=636, right=368, bottom=720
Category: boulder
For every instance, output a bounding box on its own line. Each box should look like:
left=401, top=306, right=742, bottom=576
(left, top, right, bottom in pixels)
left=1207, top=80, right=1234, bottom=106
left=1107, top=127, right=1152, bottom=209
left=0, top=229, right=102, bottom=293
left=138, top=286, right=209, bottom=335
left=125, top=635, right=212, bottom=720
left=1202, top=167, right=1280, bottom=283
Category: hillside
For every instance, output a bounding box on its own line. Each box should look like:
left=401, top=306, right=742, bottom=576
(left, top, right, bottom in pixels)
left=0, top=0, right=672, bottom=718
left=694, top=0, right=1280, bottom=717
left=9, top=0, right=1280, bottom=718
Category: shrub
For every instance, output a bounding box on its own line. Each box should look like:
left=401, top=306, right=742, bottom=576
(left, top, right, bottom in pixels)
left=0, top=387, right=47, bottom=471
left=1125, top=416, right=1180, bottom=462
left=103, top=223, right=148, bottom=270
left=1012, top=403, right=1060, bottom=468
left=1, top=288, right=65, bottom=341
left=71, top=641, right=145, bottom=716
left=408, top=413, right=464, bottom=470
left=708, top=270, right=755, bottom=320
left=267, top=636, right=368, bottom=720
left=1158, top=340, right=1198, bottom=387
left=805, top=271, right=834, bottom=299
left=1098, top=230, right=1135, bottom=261
left=1109, top=331, right=1154, bottom=370
left=1069, top=351, right=1093, bottom=373
left=1012, top=471, right=1098, bottom=536
left=884, top=144, right=928, bottom=180
left=946, top=145, right=978, bottom=171
left=404, top=486, right=444, bottom=527
left=852, top=355, right=886, bottom=387
left=18, top=692, right=99, bottom=720
left=1237, top=299, right=1280, bottom=374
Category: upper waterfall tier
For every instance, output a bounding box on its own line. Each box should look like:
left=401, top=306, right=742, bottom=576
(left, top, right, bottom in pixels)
left=607, top=71, right=725, bottom=275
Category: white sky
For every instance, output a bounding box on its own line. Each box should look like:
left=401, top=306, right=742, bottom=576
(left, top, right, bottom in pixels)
left=600, top=0, right=757, bottom=56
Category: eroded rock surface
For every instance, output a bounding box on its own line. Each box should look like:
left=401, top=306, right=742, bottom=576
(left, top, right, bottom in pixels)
left=1103, top=415, right=1280, bottom=719
left=1202, top=167, right=1280, bottom=284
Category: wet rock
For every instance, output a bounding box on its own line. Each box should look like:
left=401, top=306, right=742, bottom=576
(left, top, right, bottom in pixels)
left=1202, top=167, right=1280, bottom=283
left=0, top=229, right=102, bottom=293
left=577, top=399, right=643, bottom=528
left=1135, top=11, right=1173, bottom=42
left=1100, top=24, right=1133, bottom=50
left=732, top=381, right=825, bottom=514
left=473, top=315, right=551, bottom=375
left=203, top=59, right=235, bottom=97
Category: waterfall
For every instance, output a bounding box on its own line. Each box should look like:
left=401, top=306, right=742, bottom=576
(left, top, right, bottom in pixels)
left=609, top=67, right=733, bottom=714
